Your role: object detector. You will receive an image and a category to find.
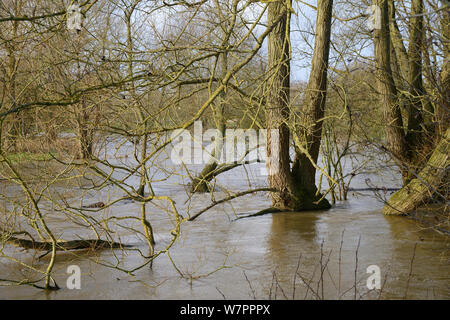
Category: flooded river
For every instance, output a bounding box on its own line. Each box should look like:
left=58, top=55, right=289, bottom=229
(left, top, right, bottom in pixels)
left=0, top=141, right=448, bottom=299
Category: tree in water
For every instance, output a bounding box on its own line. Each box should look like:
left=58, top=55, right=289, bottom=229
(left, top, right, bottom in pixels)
left=190, top=52, right=228, bottom=193
left=190, top=0, right=237, bottom=193
left=265, top=0, right=333, bottom=211
left=383, top=128, right=449, bottom=215
left=373, top=0, right=449, bottom=214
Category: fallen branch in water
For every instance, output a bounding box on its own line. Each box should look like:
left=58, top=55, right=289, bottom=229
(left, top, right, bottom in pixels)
left=4, top=235, right=132, bottom=251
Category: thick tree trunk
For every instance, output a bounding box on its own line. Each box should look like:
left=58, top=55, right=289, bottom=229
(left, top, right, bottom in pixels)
left=373, top=0, right=408, bottom=164
left=390, top=37, right=403, bottom=89
left=384, top=0, right=434, bottom=183
left=291, top=0, right=333, bottom=209
left=405, top=0, right=430, bottom=154
left=382, top=1, right=449, bottom=215
left=266, top=0, right=333, bottom=211
left=266, top=0, right=296, bottom=210
left=388, top=0, right=434, bottom=144
left=436, top=3, right=450, bottom=137
left=388, top=1, right=409, bottom=85
left=383, top=128, right=449, bottom=215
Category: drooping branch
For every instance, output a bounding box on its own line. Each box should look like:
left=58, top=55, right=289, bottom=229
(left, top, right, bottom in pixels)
left=188, top=187, right=276, bottom=221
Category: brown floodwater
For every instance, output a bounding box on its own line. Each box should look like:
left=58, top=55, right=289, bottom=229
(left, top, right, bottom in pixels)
left=0, top=142, right=448, bottom=299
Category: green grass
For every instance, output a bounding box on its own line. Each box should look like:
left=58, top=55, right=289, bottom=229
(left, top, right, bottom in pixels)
left=5, top=152, right=56, bottom=163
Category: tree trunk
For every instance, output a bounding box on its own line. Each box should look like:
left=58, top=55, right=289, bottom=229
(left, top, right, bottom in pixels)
left=291, top=0, right=333, bottom=209
left=191, top=52, right=227, bottom=193
left=266, top=0, right=333, bottom=211
left=265, top=0, right=297, bottom=210
left=124, top=4, right=155, bottom=261
left=390, top=37, right=403, bottom=89
left=388, top=1, right=409, bottom=85
left=383, top=0, right=434, bottom=183
left=76, top=97, right=93, bottom=160
left=436, top=2, right=450, bottom=137
left=373, top=0, right=408, bottom=164
left=405, top=0, right=430, bottom=153
left=3, top=12, right=20, bottom=152
left=383, top=128, right=449, bottom=215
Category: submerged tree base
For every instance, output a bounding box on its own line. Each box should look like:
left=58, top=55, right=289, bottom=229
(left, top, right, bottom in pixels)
left=236, top=194, right=331, bottom=220
left=276, top=180, right=332, bottom=212
left=383, top=128, right=449, bottom=215
left=291, top=190, right=332, bottom=211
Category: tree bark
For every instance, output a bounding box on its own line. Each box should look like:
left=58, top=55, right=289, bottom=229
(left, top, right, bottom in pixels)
left=373, top=0, right=408, bottom=164
left=266, top=0, right=295, bottom=210
left=191, top=52, right=227, bottom=193
left=388, top=1, right=409, bottom=85
left=382, top=0, right=436, bottom=183
left=2, top=5, right=21, bottom=152
left=405, top=0, right=430, bottom=153
left=124, top=3, right=155, bottom=260
left=266, top=0, right=333, bottom=211
left=291, top=0, right=333, bottom=209
left=76, top=96, right=93, bottom=160
left=436, top=1, right=450, bottom=137
left=383, top=128, right=449, bottom=215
